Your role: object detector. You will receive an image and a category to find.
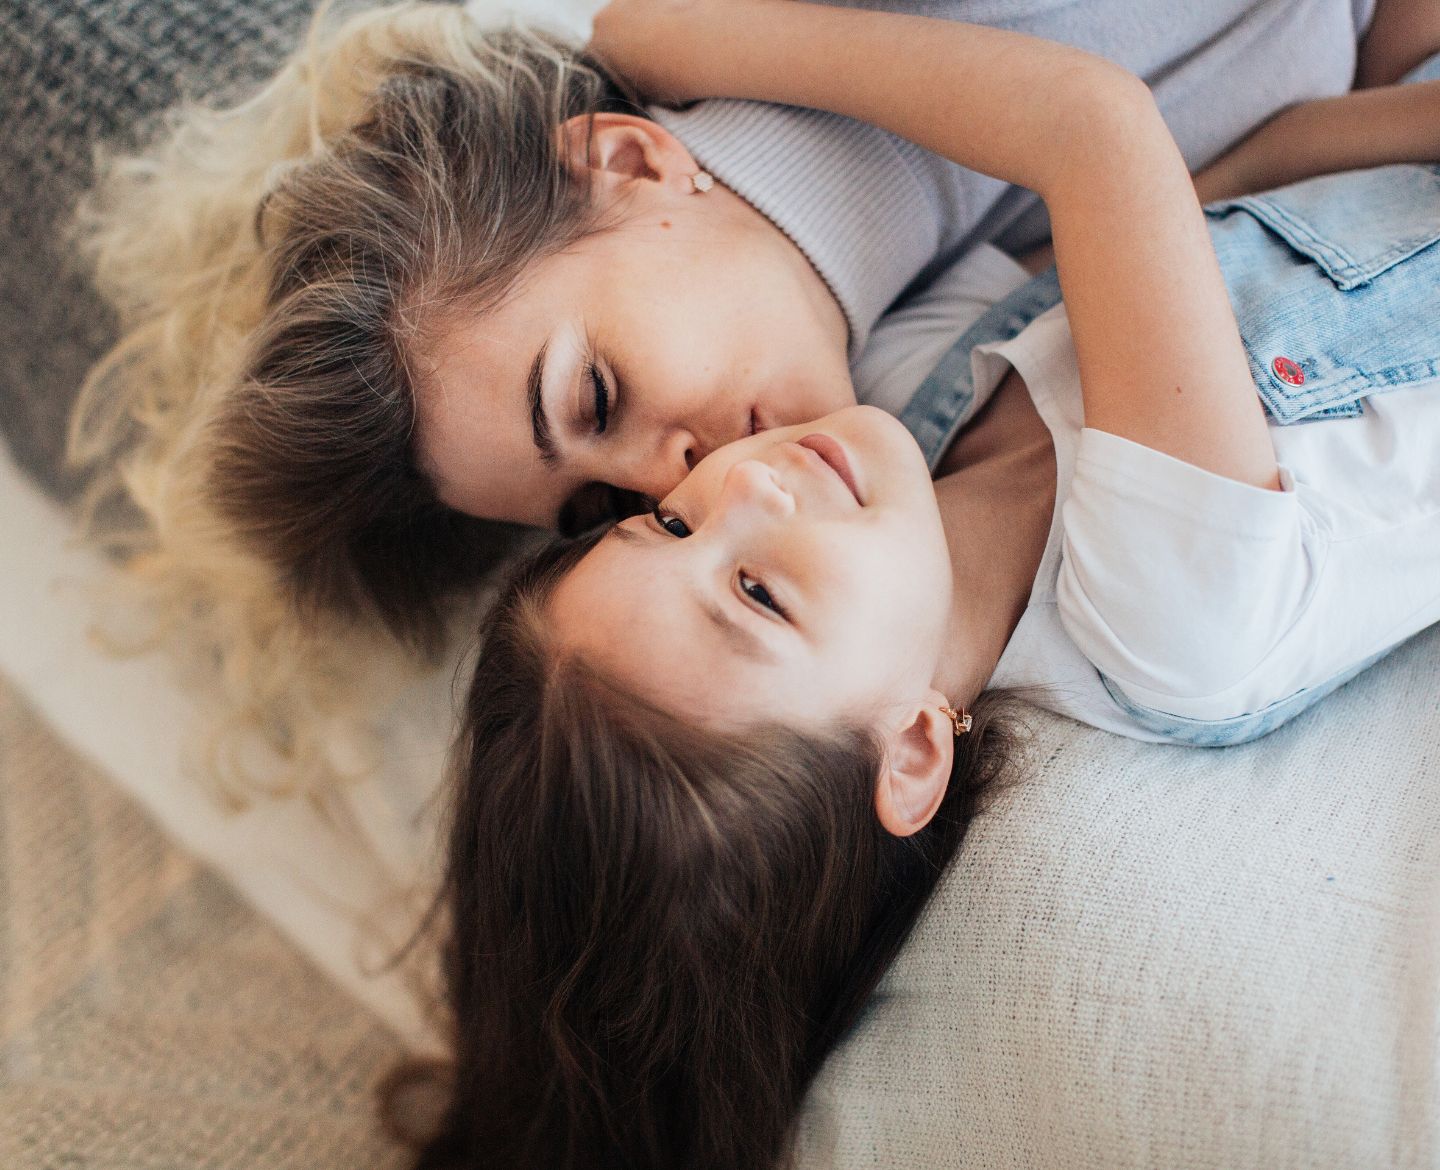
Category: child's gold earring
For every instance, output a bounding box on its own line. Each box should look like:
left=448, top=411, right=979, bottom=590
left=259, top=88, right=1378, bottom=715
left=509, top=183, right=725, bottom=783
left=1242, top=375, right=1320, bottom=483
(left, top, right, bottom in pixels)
left=939, top=705, right=973, bottom=736
left=689, top=170, right=714, bottom=193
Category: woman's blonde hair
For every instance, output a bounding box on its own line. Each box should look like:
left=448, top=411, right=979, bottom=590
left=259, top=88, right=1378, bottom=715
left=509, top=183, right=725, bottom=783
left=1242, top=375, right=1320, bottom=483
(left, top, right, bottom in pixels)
left=67, top=2, right=637, bottom=803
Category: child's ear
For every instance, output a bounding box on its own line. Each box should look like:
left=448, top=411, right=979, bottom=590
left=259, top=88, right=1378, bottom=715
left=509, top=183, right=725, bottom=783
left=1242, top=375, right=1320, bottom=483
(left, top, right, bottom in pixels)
left=874, top=692, right=956, bottom=838
left=555, top=112, right=695, bottom=194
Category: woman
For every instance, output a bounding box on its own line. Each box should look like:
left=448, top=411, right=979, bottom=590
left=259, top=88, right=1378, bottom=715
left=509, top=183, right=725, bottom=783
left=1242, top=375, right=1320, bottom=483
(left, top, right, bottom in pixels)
left=407, top=6, right=1440, bottom=1166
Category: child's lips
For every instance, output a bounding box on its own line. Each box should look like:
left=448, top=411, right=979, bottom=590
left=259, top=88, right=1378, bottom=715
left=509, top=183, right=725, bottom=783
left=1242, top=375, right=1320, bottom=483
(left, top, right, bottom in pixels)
left=796, top=432, right=862, bottom=505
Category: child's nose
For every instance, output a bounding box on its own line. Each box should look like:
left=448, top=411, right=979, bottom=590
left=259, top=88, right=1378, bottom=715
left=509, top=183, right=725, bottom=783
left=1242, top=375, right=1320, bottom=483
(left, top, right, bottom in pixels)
left=717, top=459, right=794, bottom=521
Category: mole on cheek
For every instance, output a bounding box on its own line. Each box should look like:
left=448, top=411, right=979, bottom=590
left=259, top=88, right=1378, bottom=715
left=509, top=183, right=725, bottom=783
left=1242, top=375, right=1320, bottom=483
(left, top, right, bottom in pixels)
left=660, top=220, right=672, bottom=230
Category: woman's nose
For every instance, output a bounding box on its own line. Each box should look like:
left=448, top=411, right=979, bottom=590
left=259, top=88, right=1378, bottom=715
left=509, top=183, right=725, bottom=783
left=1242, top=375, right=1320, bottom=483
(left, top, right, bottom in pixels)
left=600, top=424, right=700, bottom=502
left=660, top=425, right=700, bottom=477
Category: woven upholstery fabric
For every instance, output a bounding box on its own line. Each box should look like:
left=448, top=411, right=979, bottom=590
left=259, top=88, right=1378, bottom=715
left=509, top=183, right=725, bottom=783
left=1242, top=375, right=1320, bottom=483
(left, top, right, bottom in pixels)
left=0, top=670, right=411, bottom=1169
left=0, top=0, right=316, bottom=499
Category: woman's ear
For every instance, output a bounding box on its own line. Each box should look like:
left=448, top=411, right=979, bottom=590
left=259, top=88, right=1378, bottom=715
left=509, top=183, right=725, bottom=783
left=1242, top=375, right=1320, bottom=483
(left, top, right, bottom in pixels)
left=555, top=112, right=696, bottom=195
left=874, top=693, right=956, bottom=838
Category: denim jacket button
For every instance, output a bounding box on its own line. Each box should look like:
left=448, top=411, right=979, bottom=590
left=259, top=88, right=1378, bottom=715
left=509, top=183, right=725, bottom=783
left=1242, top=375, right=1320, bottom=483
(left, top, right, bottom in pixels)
left=1271, top=355, right=1306, bottom=386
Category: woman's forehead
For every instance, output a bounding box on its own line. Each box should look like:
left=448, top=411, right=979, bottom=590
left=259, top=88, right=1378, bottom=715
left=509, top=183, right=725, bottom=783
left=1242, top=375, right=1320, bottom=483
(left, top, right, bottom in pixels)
left=410, top=276, right=584, bottom=525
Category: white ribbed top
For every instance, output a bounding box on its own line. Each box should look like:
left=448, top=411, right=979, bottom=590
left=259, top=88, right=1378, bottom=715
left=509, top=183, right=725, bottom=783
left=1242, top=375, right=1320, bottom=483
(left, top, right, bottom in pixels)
left=646, top=0, right=1372, bottom=361
left=651, top=102, right=951, bottom=358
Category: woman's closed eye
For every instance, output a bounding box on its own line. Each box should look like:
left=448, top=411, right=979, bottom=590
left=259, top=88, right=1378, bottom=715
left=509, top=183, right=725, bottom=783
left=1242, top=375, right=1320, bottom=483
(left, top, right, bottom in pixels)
left=586, top=361, right=613, bottom=435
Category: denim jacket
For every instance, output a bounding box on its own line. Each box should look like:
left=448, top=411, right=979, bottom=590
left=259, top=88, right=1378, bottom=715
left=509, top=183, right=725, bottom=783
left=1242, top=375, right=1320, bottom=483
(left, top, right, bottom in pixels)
left=899, top=55, right=1440, bottom=745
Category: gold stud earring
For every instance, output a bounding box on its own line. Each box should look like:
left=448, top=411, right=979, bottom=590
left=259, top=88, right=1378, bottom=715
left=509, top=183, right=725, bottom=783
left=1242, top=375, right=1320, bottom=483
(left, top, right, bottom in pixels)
left=939, top=705, right=973, bottom=736
left=689, top=170, right=714, bottom=193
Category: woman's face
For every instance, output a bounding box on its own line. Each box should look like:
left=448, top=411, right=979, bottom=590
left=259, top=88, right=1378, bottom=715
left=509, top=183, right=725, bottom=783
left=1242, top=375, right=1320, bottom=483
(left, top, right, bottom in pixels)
left=547, top=405, right=954, bottom=732
left=413, top=116, right=855, bottom=531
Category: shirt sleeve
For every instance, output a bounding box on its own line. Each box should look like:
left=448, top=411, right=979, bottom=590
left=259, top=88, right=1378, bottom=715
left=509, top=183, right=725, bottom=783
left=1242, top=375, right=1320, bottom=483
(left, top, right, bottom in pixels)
left=1055, top=427, right=1327, bottom=720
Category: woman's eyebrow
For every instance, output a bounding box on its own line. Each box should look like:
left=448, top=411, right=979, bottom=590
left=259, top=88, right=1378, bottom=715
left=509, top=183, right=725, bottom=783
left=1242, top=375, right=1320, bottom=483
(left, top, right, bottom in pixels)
left=528, top=340, right=558, bottom=465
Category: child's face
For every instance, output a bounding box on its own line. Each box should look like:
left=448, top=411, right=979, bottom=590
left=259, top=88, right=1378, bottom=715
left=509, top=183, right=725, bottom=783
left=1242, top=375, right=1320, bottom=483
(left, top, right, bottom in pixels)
left=412, top=180, right=856, bottom=532
left=547, top=405, right=953, bottom=732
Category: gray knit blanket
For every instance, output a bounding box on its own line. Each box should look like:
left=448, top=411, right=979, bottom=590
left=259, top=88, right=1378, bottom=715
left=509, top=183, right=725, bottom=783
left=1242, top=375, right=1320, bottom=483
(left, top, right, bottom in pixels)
left=0, top=0, right=317, bottom=499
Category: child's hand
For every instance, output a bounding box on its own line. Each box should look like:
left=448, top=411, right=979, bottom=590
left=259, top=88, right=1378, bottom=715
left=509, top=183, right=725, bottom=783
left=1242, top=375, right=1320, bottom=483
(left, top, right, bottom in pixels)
left=588, top=0, right=776, bottom=104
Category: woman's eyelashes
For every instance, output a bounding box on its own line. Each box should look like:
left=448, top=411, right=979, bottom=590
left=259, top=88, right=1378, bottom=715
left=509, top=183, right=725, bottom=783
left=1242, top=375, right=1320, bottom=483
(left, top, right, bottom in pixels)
left=586, top=361, right=612, bottom=435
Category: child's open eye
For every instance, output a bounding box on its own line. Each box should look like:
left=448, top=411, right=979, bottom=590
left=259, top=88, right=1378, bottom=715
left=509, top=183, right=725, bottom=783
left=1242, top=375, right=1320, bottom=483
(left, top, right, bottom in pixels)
left=739, top=572, right=787, bottom=619
left=652, top=506, right=691, bottom=538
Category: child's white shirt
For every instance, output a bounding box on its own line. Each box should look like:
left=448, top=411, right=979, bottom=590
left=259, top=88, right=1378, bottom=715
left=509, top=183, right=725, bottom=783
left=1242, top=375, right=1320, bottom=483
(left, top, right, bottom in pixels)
left=854, top=245, right=1440, bottom=739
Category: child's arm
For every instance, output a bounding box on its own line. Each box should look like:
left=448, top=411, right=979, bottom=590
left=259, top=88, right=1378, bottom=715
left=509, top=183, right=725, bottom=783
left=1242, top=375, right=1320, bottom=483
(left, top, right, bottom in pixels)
left=1356, top=0, right=1440, bottom=88
left=591, top=1, right=1280, bottom=489
left=1198, top=0, right=1440, bottom=202
left=1012, top=70, right=1440, bottom=274
left=1193, top=79, right=1440, bottom=203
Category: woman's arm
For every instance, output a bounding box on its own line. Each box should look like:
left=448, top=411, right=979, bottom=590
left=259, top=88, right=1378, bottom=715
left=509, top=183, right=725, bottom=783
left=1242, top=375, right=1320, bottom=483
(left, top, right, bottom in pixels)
left=591, top=1, right=1281, bottom=489
left=1194, top=79, right=1440, bottom=203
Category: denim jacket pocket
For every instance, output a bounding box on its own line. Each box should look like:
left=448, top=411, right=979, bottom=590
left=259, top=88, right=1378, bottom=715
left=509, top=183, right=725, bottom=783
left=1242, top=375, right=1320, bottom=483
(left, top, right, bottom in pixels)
left=1205, top=165, right=1440, bottom=424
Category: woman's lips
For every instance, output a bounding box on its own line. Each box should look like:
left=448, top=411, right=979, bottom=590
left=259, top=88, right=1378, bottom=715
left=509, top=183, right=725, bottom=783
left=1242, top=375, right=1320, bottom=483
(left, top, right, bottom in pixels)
left=796, top=433, right=861, bottom=504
